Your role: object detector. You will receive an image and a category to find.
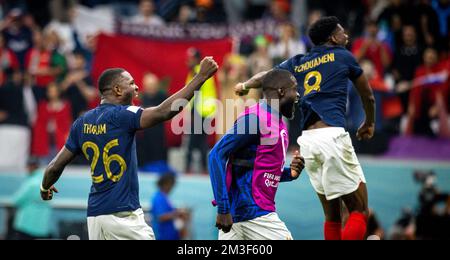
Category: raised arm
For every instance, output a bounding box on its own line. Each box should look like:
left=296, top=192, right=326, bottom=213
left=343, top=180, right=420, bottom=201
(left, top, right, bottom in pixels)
left=140, top=57, right=218, bottom=129
left=353, top=74, right=376, bottom=140
left=234, top=70, right=270, bottom=96
left=41, top=147, right=78, bottom=200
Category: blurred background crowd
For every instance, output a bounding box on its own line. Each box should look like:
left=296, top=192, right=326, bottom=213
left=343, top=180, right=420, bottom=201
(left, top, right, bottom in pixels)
left=0, top=0, right=449, bottom=240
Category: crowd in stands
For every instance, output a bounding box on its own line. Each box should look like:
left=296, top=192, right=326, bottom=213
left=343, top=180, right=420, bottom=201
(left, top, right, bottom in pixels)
left=0, top=0, right=449, bottom=171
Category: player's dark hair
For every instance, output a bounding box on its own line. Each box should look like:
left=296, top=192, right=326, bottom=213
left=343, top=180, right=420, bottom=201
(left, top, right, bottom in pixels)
left=157, top=173, right=176, bottom=189
left=308, top=16, right=340, bottom=46
left=262, top=69, right=294, bottom=92
left=98, top=68, right=126, bottom=94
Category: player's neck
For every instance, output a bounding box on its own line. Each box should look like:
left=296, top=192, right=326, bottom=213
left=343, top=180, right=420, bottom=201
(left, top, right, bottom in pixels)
left=101, top=97, right=128, bottom=106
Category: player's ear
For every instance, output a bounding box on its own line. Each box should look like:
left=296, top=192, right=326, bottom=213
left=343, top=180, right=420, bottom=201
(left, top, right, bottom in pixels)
left=113, top=84, right=122, bottom=96
left=278, top=88, right=285, bottom=97
left=330, top=35, right=338, bottom=45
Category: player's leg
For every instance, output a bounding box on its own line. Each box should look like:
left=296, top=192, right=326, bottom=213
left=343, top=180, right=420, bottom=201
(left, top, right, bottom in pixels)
left=298, top=134, right=331, bottom=239
left=318, top=194, right=342, bottom=240
left=218, top=222, right=245, bottom=240
left=242, top=213, right=293, bottom=240
left=322, top=129, right=368, bottom=240
left=340, top=182, right=369, bottom=240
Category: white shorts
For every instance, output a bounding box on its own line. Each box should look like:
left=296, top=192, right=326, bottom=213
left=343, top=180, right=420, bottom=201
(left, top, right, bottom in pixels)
left=297, top=127, right=366, bottom=201
left=87, top=208, right=155, bottom=240
left=219, top=212, right=293, bottom=240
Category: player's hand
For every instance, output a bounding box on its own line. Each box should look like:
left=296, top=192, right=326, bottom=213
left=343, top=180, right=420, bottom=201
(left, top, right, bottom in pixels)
left=216, top=213, right=233, bottom=233
left=41, top=186, right=59, bottom=201
left=290, top=150, right=305, bottom=179
left=357, top=121, right=375, bottom=141
left=234, top=83, right=250, bottom=96
left=198, top=57, right=219, bottom=79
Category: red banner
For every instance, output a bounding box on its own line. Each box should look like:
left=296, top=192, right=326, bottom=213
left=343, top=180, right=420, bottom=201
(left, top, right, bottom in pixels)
left=92, top=34, right=233, bottom=146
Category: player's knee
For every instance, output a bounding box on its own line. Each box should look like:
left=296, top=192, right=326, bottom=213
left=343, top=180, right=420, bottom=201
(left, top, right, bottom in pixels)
left=350, top=208, right=369, bottom=218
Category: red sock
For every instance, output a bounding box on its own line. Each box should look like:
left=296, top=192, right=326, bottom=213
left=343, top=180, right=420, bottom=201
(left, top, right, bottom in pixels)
left=342, top=212, right=367, bottom=240
left=324, top=221, right=342, bottom=240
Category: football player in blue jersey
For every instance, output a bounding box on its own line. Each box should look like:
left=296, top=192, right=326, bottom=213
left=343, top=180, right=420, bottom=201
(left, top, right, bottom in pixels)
left=40, top=57, right=218, bottom=240
left=235, top=17, right=376, bottom=240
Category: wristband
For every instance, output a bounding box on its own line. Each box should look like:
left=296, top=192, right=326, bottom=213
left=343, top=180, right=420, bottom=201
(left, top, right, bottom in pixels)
left=242, top=83, right=248, bottom=91
left=40, top=184, right=49, bottom=193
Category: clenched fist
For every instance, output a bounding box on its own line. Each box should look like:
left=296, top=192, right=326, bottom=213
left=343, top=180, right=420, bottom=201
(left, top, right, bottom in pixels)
left=198, top=57, right=219, bottom=80
left=234, top=82, right=250, bottom=96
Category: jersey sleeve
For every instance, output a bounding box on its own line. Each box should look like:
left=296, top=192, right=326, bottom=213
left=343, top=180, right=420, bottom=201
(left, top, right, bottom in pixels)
left=208, top=113, right=259, bottom=214
left=65, top=118, right=82, bottom=154
left=340, top=50, right=364, bottom=80
left=117, top=106, right=144, bottom=132
left=275, top=57, right=295, bottom=74
left=275, top=54, right=304, bottom=74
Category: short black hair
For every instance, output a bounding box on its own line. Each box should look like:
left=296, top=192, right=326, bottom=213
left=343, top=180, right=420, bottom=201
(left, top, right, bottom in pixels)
left=98, top=68, right=125, bottom=94
left=157, top=173, right=176, bottom=188
left=308, top=16, right=340, bottom=46
left=262, top=69, right=294, bottom=92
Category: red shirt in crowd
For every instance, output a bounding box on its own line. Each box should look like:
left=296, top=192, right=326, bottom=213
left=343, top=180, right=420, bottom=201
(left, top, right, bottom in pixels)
left=352, top=38, right=392, bottom=76
left=31, top=100, right=72, bottom=157
left=25, top=49, right=55, bottom=87
left=410, top=59, right=450, bottom=119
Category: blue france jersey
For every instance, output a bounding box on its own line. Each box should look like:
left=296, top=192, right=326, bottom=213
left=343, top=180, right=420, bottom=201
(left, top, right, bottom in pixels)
left=276, top=45, right=363, bottom=131
left=65, top=103, right=143, bottom=217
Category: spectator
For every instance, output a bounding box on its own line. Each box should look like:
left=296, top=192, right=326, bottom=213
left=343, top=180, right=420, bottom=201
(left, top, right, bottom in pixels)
left=194, top=0, right=227, bottom=23
left=366, top=209, right=385, bottom=240
left=416, top=0, right=441, bottom=50
left=0, top=33, right=19, bottom=86
left=217, top=53, right=249, bottom=137
left=414, top=170, right=450, bottom=239
left=431, top=0, right=450, bottom=41
left=46, top=2, right=84, bottom=54
left=26, top=30, right=67, bottom=102
left=129, top=0, right=164, bottom=26
left=249, top=35, right=273, bottom=79
left=12, top=157, right=53, bottom=240
left=0, top=70, right=31, bottom=171
left=377, top=0, right=411, bottom=34
left=301, top=9, right=323, bottom=52
left=365, top=0, right=390, bottom=21
left=269, top=23, right=306, bottom=65
left=136, top=72, right=168, bottom=170
left=264, top=0, right=291, bottom=23
left=31, top=82, right=72, bottom=159
left=184, top=48, right=217, bottom=175
left=352, top=20, right=392, bottom=77
left=61, top=51, right=96, bottom=121
left=406, top=48, right=450, bottom=137
left=176, top=4, right=195, bottom=25
left=389, top=208, right=416, bottom=240
left=1, top=8, right=33, bottom=70
left=151, top=174, right=190, bottom=240
left=392, top=25, right=424, bottom=112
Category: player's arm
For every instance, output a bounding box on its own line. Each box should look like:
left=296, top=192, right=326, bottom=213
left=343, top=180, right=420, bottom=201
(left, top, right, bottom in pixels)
left=234, top=70, right=270, bottom=96
left=41, top=147, right=77, bottom=201
left=235, top=56, right=298, bottom=96
left=140, top=57, right=218, bottom=129
left=353, top=74, right=376, bottom=140
left=208, top=114, right=258, bottom=233
left=281, top=150, right=305, bottom=182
